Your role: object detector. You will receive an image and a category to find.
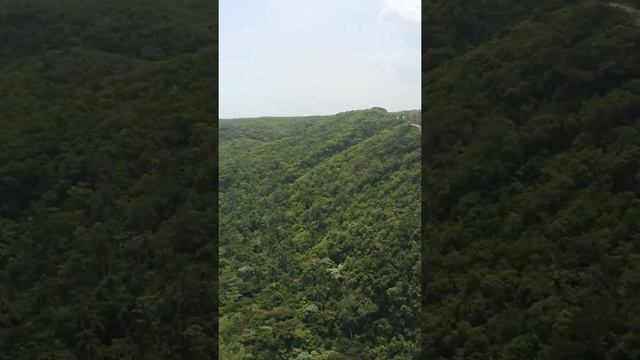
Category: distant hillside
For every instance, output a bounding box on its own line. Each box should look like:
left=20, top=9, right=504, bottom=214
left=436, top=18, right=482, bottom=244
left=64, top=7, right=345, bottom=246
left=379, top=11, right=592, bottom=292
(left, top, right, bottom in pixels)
left=423, top=0, right=640, bottom=358
left=219, top=108, right=421, bottom=359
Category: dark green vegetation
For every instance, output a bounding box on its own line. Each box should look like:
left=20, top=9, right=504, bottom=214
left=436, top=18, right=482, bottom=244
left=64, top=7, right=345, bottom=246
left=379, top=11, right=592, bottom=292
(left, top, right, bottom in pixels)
left=0, top=0, right=217, bottom=358
left=219, top=109, right=421, bottom=359
left=424, top=0, right=640, bottom=358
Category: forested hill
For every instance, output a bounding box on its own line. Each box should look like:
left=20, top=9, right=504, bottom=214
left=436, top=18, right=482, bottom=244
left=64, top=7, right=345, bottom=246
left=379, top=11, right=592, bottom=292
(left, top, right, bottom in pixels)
left=423, top=0, right=640, bottom=358
left=0, top=0, right=217, bottom=358
left=219, top=108, right=421, bottom=359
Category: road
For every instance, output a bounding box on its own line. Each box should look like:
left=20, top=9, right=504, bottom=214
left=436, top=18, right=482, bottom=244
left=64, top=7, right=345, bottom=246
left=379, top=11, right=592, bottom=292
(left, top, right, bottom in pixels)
left=608, top=2, right=640, bottom=24
left=409, top=123, right=421, bottom=131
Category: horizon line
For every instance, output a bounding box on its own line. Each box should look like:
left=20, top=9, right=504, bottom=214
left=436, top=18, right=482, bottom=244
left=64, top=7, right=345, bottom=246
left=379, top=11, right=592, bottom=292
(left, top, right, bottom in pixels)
left=219, top=107, right=421, bottom=120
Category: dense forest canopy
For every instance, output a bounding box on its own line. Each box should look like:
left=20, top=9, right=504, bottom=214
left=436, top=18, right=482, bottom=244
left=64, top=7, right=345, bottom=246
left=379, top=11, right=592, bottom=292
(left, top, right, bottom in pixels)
left=423, top=0, right=640, bottom=358
left=0, top=0, right=217, bottom=358
left=219, top=109, right=421, bottom=359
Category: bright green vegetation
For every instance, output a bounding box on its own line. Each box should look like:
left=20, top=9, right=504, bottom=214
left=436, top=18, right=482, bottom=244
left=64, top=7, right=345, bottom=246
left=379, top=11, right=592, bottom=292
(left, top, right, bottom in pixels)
left=219, top=108, right=421, bottom=359
left=424, top=0, right=640, bottom=358
left=0, top=0, right=217, bottom=358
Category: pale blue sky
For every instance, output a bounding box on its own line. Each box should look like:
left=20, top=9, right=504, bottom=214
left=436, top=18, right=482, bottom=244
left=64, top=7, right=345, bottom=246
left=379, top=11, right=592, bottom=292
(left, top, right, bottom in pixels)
left=220, top=0, right=420, bottom=118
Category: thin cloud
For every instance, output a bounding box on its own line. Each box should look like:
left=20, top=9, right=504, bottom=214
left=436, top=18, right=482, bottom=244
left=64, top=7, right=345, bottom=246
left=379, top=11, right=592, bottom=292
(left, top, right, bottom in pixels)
left=379, top=0, right=420, bottom=24
left=220, top=0, right=420, bottom=118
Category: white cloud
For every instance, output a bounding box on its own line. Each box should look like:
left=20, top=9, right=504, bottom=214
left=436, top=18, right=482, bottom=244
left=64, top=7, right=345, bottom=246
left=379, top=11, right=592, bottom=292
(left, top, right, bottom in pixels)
left=379, top=0, right=421, bottom=24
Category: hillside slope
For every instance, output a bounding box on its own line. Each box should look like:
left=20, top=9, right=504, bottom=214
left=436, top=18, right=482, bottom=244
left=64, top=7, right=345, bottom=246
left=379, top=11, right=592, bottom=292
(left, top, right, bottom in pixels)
left=0, top=0, right=217, bottom=358
left=423, top=1, right=640, bottom=358
left=220, top=108, right=421, bottom=359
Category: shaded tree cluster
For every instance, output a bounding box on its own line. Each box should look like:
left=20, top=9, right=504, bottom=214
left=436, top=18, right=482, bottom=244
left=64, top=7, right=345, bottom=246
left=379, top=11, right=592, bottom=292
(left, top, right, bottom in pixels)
left=423, top=1, right=640, bottom=358
left=0, top=0, right=218, bottom=358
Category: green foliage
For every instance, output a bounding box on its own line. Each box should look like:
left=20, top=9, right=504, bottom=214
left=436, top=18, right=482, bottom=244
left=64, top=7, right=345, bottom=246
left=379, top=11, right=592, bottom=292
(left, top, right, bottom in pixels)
left=220, top=109, right=421, bottom=358
left=423, top=1, right=640, bottom=358
left=0, top=0, right=217, bottom=358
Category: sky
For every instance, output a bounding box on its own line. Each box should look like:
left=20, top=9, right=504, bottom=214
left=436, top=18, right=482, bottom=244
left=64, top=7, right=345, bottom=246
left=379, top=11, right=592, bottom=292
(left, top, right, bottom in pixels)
left=219, top=0, right=421, bottom=118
